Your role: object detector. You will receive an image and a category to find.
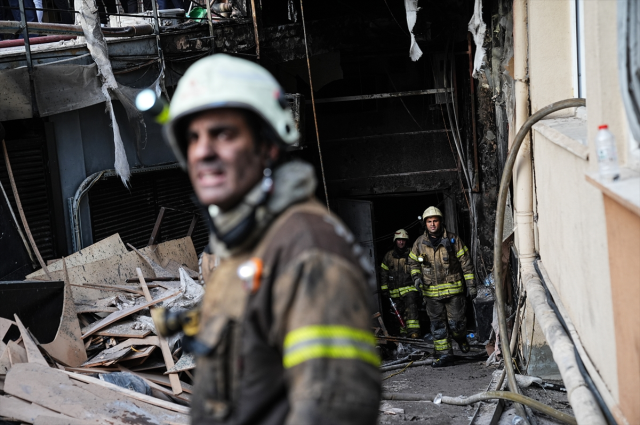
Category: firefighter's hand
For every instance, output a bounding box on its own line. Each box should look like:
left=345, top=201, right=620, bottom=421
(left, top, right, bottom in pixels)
left=468, top=286, right=478, bottom=300
left=413, top=276, right=424, bottom=289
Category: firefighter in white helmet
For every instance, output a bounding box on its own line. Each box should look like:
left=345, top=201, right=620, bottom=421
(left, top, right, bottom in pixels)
left=164, top=54, right=380, bottom=424
left=407, top=206, right=477, bottom=367
left=380, top=229, right=421, bottom=338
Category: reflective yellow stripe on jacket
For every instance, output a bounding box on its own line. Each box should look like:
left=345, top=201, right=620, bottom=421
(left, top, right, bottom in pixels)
left=381, top=263, right=389, bottom=271
left=456, top=246, right=469, bottom=258
left=283, top=325, right=380, bottom=369
left=389, top=289, right=400, bottom=298
left=409, top=252, right=419, bottom=261
left=410, top=269, right=421, bottom=276
left=423, top=281, right=464, bottom=298
left=398, top=285, right=418, bottom=296
left=464, top=273, right=475, bottom=281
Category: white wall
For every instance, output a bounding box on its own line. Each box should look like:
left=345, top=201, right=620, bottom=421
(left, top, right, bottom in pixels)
left=533, top=128, right=618, bottom=400
left=524, top=0, right=620, bottom=399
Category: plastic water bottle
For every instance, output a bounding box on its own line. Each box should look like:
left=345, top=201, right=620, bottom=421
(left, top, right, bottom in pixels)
left=595, top=125, right=620, bottom=181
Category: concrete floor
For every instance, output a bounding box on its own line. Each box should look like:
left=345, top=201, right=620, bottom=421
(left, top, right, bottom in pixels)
left=379, top=354, right=572, bottom=425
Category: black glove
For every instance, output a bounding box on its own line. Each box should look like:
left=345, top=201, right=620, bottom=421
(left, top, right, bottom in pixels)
left=413, top=276, right=424, bottom=289
left=468, top=286, right=477, bottom=300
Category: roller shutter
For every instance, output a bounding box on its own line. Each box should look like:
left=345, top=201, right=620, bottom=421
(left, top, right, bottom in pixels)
left=88, top=168, right=209, bottom=253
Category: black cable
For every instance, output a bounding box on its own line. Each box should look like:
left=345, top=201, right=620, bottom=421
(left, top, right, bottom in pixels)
left=533, top=260, right=617, bottom=425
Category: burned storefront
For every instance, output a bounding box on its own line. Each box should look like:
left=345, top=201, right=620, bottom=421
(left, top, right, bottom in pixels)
left=1, top=0, right=502, bottom=325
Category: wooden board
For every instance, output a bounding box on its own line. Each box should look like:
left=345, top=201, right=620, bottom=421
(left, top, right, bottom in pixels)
left=27, top=234, right=127, bottom=279
left=150, top=237, right=199, bottom=271
left=137, top=269, right=182, bottom=396
left=34, top=416, right=95, bottom=425
left=0, top=344, right=12, bottom=374
left=118, top=366, right=191, bottom=403
left=5, top=363, right=190, bottom=424
left=0, top=317, right=14, bottom=340
left=41, top=259, right=88, bottom=367
left=13, top=315, right=48, bottom=366
left=116, top=345, right=156, bottom=363
left=94, top=321, right=150, bottom=339
left=0, top=395, right=75, bottom=423
left=64, top=368, right=191, bottom=416
left=133, top=371, right=194, bottom=394
left=165, top=353, right=195, bottom=374
left=75, top=305, right=119, bottom=313
left=7, top=341, right=27, bottom=366
left=129, top=244, right=175, bottom=278
left=80, top=290, right=179, bottom=339
left=81, top=337, right=159, bottom=368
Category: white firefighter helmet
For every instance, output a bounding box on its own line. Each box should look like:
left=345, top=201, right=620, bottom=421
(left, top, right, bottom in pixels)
left=393, top=229, right=409, bottom=241
left=422, top=206, right=443, bottom=220
left=164, top=54, right=300, bottom=169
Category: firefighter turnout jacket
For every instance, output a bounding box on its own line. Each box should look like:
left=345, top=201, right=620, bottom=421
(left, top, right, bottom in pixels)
left=380, top=248, right=415, bottom=299
left=407, top=229, right=476, bottom=299
left=192, top=161, right=381, bottom=425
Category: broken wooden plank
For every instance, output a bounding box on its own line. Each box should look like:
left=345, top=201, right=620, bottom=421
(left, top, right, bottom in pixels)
left=34, top=416, right=95, bottom=425
left=94, top=321, right=151, bottom=339
left=0, top=317, right=14, bottom=341
left=81, top=290, right=179, bottom=339
left=75, top=305, right=119, bottom=314
left=5, top=363, right=190, bottom=423
left=62, top=369, right=191, bottom=415
left=148, top=207, right=166, bottom=246
left=82, top=337, right=160, bottom=367
left=164, top=352, right=195, bottom=374
left=26, top=233, right=127, bottom=279
left=118, top=365, right=192, bottom=403
left=0, top=344, right=12, bottom=374
left=13, top=315, right=48, bottom=366
left=6, top=340, right=27, bottom=366
left=133, top=371, right=194, bottom=394
left=137, top=268, right=182, bottom=396
left=111, top=345, right=156, bottom=363
left=74, top=282, right=145, bottom=295
left=149, top=237, right=199, bottom=271
left=0, top=395, right=75, bottom=423
left=126, top=276, right=180, bottom=283
left=41, top=258, right=88, bottom=367
left=129, top=244, right=175, bottom=278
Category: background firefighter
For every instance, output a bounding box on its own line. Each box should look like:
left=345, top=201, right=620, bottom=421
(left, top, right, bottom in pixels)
left=408, top=207, right=477, bottom=367
left=380, top=229, right=421, bottom=338
left=164, top=54, right=381, bottom=425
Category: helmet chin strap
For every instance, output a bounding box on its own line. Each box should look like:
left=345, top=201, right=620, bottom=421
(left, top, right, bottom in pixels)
left=209, top=163, right=274, bottom=249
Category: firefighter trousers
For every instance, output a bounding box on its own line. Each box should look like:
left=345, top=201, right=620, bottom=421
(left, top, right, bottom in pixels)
left=397, top=291, right=421, bottom=336
left=425, top=294, right=466, bottom=356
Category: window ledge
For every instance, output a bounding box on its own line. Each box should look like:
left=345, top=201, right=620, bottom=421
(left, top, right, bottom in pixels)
left=586, top=169, right=640, bottom=217
left=533, top=117, right=589, bottom=160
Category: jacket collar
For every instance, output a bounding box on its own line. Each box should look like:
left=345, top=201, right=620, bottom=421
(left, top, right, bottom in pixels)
left=423, top=228, right=450, bottom=248
left=208, top=160, right=317, bottom=258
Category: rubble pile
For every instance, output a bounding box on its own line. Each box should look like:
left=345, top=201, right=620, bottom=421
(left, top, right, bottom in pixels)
left=0, top=233, right=206, bottom=424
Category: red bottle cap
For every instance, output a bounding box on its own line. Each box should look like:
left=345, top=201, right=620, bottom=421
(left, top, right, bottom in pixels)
left=598, top=124, right=608, bottom=130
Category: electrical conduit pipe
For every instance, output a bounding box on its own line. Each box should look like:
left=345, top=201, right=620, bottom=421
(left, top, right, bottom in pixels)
left=493, top=97, right=607, bottom=424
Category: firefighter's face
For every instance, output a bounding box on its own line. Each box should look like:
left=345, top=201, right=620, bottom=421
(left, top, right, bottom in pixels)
left=426, top=217, right=441, bottom=233
left=186, top=109, right=277, bottom=211
left=395, top=239, right=407, bottom=249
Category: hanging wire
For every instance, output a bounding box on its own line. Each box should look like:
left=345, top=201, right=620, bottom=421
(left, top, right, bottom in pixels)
left=299, top=0, right=330, bottom=210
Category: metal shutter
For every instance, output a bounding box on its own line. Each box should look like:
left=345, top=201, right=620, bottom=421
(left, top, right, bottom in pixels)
left=0, top=137, right=58, bottom=262
left=88, top=169, right=209, bottom=253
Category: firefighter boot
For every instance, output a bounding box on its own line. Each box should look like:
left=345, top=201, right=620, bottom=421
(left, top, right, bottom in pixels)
left=431, top=354, right=454, bottom=368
